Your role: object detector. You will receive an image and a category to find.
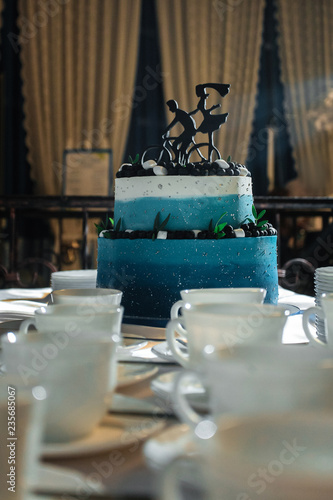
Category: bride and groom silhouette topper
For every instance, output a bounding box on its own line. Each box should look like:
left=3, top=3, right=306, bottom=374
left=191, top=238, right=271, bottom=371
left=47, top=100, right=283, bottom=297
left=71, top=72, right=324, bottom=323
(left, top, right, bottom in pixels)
left=162, top=83, right=230, bottom=164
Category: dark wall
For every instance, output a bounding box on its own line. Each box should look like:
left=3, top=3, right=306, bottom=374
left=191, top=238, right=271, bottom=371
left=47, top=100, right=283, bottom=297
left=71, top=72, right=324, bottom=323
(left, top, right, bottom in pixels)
left=0, top=0, right=31, bottom=195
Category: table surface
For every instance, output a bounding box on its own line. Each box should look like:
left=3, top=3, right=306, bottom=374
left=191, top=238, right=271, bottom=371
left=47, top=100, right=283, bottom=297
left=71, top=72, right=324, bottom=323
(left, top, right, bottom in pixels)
left=0, top=286, right=316, bottom=500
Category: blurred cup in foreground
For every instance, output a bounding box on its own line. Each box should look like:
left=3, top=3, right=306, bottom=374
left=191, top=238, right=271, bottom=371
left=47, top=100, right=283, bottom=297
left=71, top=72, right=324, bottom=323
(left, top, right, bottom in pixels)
left=161, top=411, right=333, bottom=500
left=0, top=376, right=45, bottom=500
left=173, top=344, right=333, bottom=427
left=2, top=331, right=116, bottom=443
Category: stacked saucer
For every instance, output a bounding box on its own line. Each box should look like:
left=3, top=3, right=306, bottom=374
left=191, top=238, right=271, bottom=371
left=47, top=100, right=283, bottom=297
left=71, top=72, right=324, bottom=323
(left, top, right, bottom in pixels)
left=51, top=270, right=97, bottom=290
left=314, top=267, right=333, bottom=341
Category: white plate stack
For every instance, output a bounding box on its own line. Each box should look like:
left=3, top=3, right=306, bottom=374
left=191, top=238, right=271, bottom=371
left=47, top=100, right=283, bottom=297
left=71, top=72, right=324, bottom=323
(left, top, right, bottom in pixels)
left=314, top=267, right=333, bottom=341
left=51, top=270, right=97, bottom=290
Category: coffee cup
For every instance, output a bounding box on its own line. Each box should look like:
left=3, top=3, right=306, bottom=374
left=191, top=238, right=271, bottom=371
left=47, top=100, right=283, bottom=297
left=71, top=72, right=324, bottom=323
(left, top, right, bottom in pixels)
left=161, top=411, right=333, bottom=500
left=51, top=287, right=122, bottom=305
left=166, top=302, right=290, bottom=367
left=303, top=293, right=333, bottom=347
left=170, top=288, right=266, bottom=336
left=171, top=287, right=266, bottom=319
left=19, top=303, right=124, bottom=341
left=172, top=344, right=333, bottom=427
left=2, top=331, right=117, bottom=443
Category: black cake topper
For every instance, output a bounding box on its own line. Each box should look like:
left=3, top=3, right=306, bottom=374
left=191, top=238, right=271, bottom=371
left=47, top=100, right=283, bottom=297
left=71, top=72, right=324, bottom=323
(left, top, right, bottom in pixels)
left=142, top=83, right=230, bottom=165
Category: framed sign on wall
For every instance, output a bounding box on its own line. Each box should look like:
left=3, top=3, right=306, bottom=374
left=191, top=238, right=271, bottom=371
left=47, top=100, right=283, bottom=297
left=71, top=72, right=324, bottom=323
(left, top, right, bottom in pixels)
left=62, top=149, right=113, bottom=196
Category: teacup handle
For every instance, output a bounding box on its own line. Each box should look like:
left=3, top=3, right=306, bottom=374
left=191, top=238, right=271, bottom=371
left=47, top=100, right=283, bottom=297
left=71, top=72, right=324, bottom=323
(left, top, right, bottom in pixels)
left=19, top=318, right=37, bottom=334
left=173, top=370, right=207, bottom=427
left=166, top=319, right=190, bottom=368
left=170, top=300, right=187, bottom=336
left=302, top=306, right=326, bottom=347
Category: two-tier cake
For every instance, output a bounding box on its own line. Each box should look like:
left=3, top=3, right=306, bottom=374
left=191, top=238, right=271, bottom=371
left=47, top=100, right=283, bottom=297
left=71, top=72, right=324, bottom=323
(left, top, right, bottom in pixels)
left=97, top=84, right=278, bottom=325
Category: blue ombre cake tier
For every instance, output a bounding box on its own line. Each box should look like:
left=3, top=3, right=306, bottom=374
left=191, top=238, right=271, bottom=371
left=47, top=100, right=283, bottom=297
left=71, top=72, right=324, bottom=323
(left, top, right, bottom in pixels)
left=97, top=236, right=278, bottom=325
left=114, top=176, right=253, bottom=230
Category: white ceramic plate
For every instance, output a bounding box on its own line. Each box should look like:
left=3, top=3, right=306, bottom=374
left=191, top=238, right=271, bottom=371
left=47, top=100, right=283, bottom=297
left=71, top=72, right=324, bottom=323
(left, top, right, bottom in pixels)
left=278, top=303, right=300, bottom=315
left=26, top=495, right=61, bottom=500
left=28, top=463, right=105, bottom=495
left=51, top=270, right=97, bottom=290
left=150, top=371, right=208, bottom=411
left=117, top=363, right=159, bottom=388
left=122, top=323, right=166, bottom=340
left=51, top=270, right=97, bottom=279
left=117, top=345, right=172, bottom=364
left=143, top=423, right=195, bottom=470
left=42, top=414, right=165, bottom=458
left=151, top=340, right=187, bottom=362
left=117, top=339, right=148, bottom=355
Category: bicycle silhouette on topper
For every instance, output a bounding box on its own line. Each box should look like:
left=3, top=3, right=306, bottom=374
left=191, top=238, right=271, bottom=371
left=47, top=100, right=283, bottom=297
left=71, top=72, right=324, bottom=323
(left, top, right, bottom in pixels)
left=142, top=83, right=230, bottom=166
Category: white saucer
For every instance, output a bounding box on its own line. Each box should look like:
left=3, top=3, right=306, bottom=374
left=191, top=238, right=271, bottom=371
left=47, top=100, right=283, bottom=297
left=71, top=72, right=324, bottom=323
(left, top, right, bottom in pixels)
left=29, top=462, right=105, bottom=495
left=279, top=303, right=301, bottom=315
left=150, top=371, right=208, bottom=411
left=117, top=339, right=148, bottom=356
left=117, top=363, right=159, bottom=388
left=143, top=423, right=195, bottom=470
left=151, top=341, right=187, bottom=362
left=42, top=414, right=165, bottom=458
left=122, top=323, right=166, bottom=340
left=26, top=495, right=60, bottom=500
left=117, top=345, right=173, bottom=364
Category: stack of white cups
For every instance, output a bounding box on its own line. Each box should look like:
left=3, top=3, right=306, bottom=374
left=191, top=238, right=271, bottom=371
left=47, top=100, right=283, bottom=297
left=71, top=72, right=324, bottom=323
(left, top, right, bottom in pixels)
left=313, top=267, right=333, bottom=341
left=51, top=270, right=97, bottom=290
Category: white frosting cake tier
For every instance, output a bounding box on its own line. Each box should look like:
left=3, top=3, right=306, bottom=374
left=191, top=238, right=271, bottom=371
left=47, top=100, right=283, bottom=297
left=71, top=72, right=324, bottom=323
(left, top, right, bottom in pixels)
left=114, top=176, right=253, bottom=231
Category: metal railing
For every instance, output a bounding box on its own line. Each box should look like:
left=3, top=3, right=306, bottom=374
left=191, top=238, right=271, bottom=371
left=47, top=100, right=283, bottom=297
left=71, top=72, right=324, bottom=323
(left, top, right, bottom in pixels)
left=1, top=195, right=333, bottom=291
left=0, top=196, right=114, bottom=287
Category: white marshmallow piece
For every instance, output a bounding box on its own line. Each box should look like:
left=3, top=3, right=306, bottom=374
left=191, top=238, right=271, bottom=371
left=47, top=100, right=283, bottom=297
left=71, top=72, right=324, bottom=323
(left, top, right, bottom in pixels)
left=99, top=230, right=108, bottom=238
left=153, top=166, right=168, bottom=176
left=143, top=159, right=157, bottom=170
left=214, top=159, right=230, bottom=169
left=125, top=229, right=134, bottom=233
left=192, top=230, right=201, bottom=238
left=157, top=231, right=168, bottom=239
left=239, top=166, right=249, bottom=176
left=234, top=228, right=245, bottom=237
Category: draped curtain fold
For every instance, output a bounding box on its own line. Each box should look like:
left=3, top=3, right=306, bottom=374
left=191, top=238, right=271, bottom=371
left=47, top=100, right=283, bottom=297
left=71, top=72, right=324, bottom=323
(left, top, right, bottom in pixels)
left=18, top=0, right=142, bottom=197
left=156, top=0, right=265, bottom=164
left=276, top=0, right=333, bottom=195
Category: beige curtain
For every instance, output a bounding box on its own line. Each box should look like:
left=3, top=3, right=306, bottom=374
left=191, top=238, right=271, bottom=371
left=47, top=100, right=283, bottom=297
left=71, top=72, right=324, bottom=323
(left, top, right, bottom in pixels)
left=156, top=0, right=265, bottom=164
left=277, top=0, right=333, bottom=196
left=18, top=0, right=141, bottom=196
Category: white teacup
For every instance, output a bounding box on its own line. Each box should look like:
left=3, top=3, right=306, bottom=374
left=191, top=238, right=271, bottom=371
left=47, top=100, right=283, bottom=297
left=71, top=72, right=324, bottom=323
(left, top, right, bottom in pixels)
left=166, top=303, right=290, bottom=367
left=170, top=287, right=266, bottom=335
left=173, top=344, right=333, bottom=427
left=51, top=287, right=122, bottom=305
left=171, top=287, right=266, bottom=318
left=0, top=377, right=44, bottom=500
left=303, top=293, right=333, bottom=347
left=2, top=331, right=117, bottom=443
left=162, top=411, right=333, bottom=500
left=19, top=303, right=124, bottom=341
